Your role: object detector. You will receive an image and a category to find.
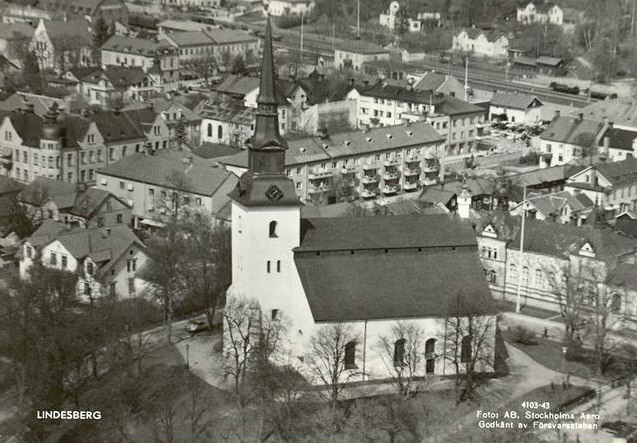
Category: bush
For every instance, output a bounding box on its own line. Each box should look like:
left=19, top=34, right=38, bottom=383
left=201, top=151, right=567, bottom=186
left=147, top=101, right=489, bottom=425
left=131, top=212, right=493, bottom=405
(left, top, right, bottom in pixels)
left=511, top=326, right=539, bottom=345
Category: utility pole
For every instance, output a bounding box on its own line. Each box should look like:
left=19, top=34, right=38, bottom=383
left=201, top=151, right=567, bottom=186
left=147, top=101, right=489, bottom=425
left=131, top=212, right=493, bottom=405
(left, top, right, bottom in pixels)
left=357, top=0, right=361, bottom=39
left=464, top=57, right=469, bottom=102
left=300, top=10, right=304, bottom=65
left=332, top=21, right=335, bottom=51
left=515, top=182, right=527, bottom=313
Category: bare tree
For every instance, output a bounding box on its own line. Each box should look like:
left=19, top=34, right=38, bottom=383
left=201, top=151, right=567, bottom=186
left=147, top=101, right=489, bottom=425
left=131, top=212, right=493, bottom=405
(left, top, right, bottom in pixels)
left=444, top=292, right=495, bottom=404
left=377, top=321, right=426, bottom=398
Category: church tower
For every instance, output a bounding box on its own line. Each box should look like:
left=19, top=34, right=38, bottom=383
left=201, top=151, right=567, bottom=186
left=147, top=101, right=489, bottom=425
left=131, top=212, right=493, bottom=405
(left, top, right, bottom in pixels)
left=227, top=17, right=306, bottom=323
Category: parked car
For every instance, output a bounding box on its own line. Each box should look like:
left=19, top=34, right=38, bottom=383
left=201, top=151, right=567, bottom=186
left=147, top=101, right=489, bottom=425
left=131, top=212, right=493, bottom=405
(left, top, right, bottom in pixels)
left=185, top=319, right=209, bottom=335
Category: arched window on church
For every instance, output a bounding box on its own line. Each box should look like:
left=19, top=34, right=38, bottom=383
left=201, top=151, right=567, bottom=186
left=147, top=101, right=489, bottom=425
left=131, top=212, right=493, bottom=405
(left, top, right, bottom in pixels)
left=266, top=260, right=271, bottom=273
left=217, top=125, right=223, bottom=140
left=269, top=220, right=278, bottom=238
left=207, top=123, right=212, bottom=138
left=276, top=260, right=281, bottom=272
left=461, top=335, right=472, bottom=363
left=393, top=338, right=406, bottom=367
left=344, top=341, right=357, bottom=369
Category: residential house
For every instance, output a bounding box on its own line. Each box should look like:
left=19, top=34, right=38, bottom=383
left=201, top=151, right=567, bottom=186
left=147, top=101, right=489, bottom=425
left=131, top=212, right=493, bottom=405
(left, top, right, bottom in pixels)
left=509, top=190, right=593, bottom=225
left=96, top=149, right=239, bottom=227
left=19, top=220, right=148, bottom=299
left=346, top=82, right=487, bottom=154
left=64, top=66, right=160, bottom=106
left=334, top=41, right=390, bottom=72
left=38, top=0, right=129, bottom=26
left=564, top=157, right=637, bottom=216
left=379, top=1, right=422, bottom=33
left=226, top=19, right=497, bottom=382
left=539, top=112, right=607, bottom=167
left=264, top=0, right=315, bottom=16
left=217, top=120, right=446, bottom=202
left=419, top=177, right=511, bottom=213
left=517, top=2, right=564, bottom=26
left=0, top=92, right=67, bottom=117
left=598, top=126, right=637, bottom=162
left=452, top=28, right=509, bottom=58
left=0, top=103, right=169, bottom=185
left=536, top=56, right=566, bottom=76
left=0, top=175, right=24, bottom=232
left=29, top=18, right=94, bottom=72
left=414, top=71, right=465, bottom=99
left=579, top=98, right=637, bottom=132
left=489, top=92, right=543, bottom=126
left=100, top=35, right=180, bottom=84
left=18, top=177, right=132, bottom=227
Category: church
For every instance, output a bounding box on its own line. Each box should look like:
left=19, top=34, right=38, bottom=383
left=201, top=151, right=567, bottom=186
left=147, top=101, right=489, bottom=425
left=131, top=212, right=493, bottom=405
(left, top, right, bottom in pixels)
left=224, top=18, right=497, bottom=383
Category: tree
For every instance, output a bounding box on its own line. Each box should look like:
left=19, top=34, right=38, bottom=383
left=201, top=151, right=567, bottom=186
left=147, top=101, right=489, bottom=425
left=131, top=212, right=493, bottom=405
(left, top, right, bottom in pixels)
left=394, top=8, right=410, bottom=37
left=22, top=50, right=42, bottom=93
left=444, top=292, right=495, bottom=404
left=220, top=50, right=232, bottom=71
left=591, top=36, right=620, bottom=82
left=173, top=114, right=188, bottom=150
left=231, top=55, right=247, bottom=75
left=50, top=35, right=86, bottom=72
left=377, top=322, right=426, bottom=398
left=92, top=15, right=112, bottom=64
left=189, top=55, right=218, bottom=86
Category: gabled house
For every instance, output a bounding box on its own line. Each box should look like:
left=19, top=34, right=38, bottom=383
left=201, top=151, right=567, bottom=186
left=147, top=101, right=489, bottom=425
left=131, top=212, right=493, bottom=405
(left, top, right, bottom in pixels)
left=489, top=92, right=543, bottom=126
left=19, top=220, right=148, bottom=300
left=539, top=111, right=607, bottom=167
left=334, top=41, right=390, bottom=72
left=598, top=125, right=637, bottom=162
left=509, top=190, right=593, bottom=225
left=29, top=18, right=94, bottom=72
left=65, top=66, right=160, bottom=106
left=517, top=2, right=564, bottom=26
left=414, top=71, right=464, bottom=99
left=18, top=177, right=132, bottom=227
left=452, top=28, right=509, bottom=58
left=564, top=157, right=637, bottom=216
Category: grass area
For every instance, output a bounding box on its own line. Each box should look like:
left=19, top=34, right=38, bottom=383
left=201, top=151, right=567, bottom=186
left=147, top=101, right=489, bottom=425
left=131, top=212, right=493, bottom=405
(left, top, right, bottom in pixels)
left=496, top=299, right=563, bottom=321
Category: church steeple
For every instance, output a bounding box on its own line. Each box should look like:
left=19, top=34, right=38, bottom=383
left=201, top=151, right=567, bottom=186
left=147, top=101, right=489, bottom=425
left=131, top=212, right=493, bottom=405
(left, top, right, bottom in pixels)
left=249, top=16, right=287, bottom=175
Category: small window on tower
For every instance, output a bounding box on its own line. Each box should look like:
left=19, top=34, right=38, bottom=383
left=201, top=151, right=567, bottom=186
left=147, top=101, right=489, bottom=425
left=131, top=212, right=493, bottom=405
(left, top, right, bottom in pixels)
left=269, top=220, right=278, bottom=238
left=267, top=260, right=271, bottom=273
left=276, top=260, right=281, bottom=272
left=271, top=309, right=279, bottom=320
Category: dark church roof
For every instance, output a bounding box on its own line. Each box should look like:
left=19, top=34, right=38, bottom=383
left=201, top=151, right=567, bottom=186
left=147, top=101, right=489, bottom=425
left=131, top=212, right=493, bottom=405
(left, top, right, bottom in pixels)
left=294, top=215, right=495, bottom=322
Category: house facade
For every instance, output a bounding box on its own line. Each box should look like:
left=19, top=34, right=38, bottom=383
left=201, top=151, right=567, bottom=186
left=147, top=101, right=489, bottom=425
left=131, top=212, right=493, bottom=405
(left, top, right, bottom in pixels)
left=516, top=2, right=564, bottom=26
left=264, top=0, right=315, bottom=16
left=334, top=42, right=390, bottom=72
left=489, top=92, right=543, bottom=126
left=452, top=29, right=509, bottom=58
left=20, top=221, right=148, bottom=300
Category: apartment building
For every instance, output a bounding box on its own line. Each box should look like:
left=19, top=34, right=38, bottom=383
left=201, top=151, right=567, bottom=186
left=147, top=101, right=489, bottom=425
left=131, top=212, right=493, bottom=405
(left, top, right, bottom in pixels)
left=347, top=82, right=486, bottom=154
left=96, top=150, right=238, bottom=227
left=334, top=42, right=390, bottom=72
left=452, top=28, right=509, bottom=58
left=217, top=120, right=445, bottom=203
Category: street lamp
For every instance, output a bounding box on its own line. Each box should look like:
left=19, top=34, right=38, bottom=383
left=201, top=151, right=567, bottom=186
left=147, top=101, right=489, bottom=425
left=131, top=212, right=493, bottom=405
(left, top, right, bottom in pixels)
left=561, top=346, right=567, bottom=373
left=185, top=343, right=190, bottom=369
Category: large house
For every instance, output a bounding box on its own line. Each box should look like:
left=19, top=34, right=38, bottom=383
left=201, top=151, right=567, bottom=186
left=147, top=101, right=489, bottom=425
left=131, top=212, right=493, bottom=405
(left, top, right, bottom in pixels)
left=379, top=1, right=422, bottom=33
left=414, top=72, right=465, bottom=99
left=96, top=149, right=238, bottom=227
left=516, top=2, right=563, bottom=26
left=225, top=20, right=497, bottom=383
left=489, top=92, right=543, bottom=126
left=20, top=220, right=148, bottom=300
left=29, top=18, right=94, bottom=72
left=18, top=177, right=132, bottom=228
left=334, top=42, right=390, bottom=72
left=452, top=28, right=509, bottom=58
left=346, top=82, right=487, bottom=155
left=539, top=112, right=607, bottom=167
left=264, top=0, right=315, bottom=16
left=598, top=126, right=637, bottom=162
left=0, top=103, right=170, bottom=185
left=100, top=35, right=180, bottom=84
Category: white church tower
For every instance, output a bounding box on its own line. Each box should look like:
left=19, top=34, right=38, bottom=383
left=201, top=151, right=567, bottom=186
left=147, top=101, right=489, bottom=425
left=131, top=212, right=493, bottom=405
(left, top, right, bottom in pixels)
left=227, top=18, right=310, bottom=333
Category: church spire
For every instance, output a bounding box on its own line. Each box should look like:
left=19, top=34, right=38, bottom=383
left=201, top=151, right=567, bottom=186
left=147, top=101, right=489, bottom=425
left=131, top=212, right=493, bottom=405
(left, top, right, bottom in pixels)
left=249, top=16, right=287, bottom=175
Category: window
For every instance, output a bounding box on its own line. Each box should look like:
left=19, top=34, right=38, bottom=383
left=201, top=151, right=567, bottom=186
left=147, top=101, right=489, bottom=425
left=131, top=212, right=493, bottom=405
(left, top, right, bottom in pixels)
left=217, top=125, right=223, bottom=140
left=127, top=259, right=137, bottom=272
left=116, top=214, right=123, bottom=224
left=271, top=309, right=279, bottom=320
left=88, top=134, right=95, bottom=144
left=344, top=341, right=357, bottom=369
left=535, top=268, right=543, bottom=288
left=50, top=252, right=57, bottom=266
left=425, top=338, right=436, bottom=358
left=460, top=335, right=472, bottom=363
left=487, top=270, right=497, bottom=285
left=509, top=263, right=517, bottom=281
left=122, top=146, right=128, bottom=157
left=207, top=123, right=212, bottom=137
left=269, top=220, right=278, bottom=238
left=266, top=260, right=271, bottom=273
left=276, top=260, right=281, bottom=272
left=97, top=217, right=104, bottom=227
left=611, top=293, right=622, bottom=314
left=196, top=198, right=202, bottom=206
left=26, top=245, right=32, bottom=258
left=33, top=153, right=38, bottom=166
left=81, top=152, right=86, bottom=164
left=86, top=261, right=94, bottom=276
left=84, top=282, right=91, bottom=296
left=393, top=339, right=406, bottom=366
left=97, top=150, right=102, bottom=162
left=23, top=151, right=27, bottom=163
left=109, top=148, right=115, bottom=161
left=128, top=278, right=135, bottom=295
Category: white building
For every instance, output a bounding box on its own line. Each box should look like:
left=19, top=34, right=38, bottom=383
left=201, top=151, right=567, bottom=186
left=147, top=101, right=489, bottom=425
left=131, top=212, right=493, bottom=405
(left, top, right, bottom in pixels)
left=489, top=92, right=543, bottom=126
left=264, top=0, right=315, bottom=16
left=224, top=18, right=498, bottom=384
left=517, top=2, right=563, bottom=26
left=334, top=42, right=390, bottom=72
left=379, top=1, right=422, bottom=33
left=452, top=28, right=509, bottom=59
left=19, top=220, right=149, bottom=300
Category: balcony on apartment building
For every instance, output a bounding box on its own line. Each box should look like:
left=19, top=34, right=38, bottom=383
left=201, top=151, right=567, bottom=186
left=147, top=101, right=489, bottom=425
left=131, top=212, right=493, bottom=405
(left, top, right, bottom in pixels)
left=308, top=169, right=333, bottom=181
left=308, top=183, right=330, bottom=194
left=341, top=164, right=358, bottom=175
left=382, top=185, right=398, bottom=195
left=383, top=158, right=399, bottom=168
left=361, top=188, right=377, bottom=199
left=363, top=163, right=379, bottom=171
left=403, top=180, right=419, bottom=191
left=422, top=160, right=438, bottom=173
left=420, top=174, right=438, bottom=186
left=383, top=169, right=399, bottom=180
left=361, top=174, right=379, bottom=184
left=403, top=167, right=420, bottom=177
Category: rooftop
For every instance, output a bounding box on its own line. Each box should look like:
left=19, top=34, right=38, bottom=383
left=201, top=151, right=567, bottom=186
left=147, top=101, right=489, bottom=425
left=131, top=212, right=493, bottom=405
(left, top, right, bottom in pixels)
left=540, top=115, right=604, bottom=145
left=600, top=127, right=637, bottom=152
left=491, top=91, right=542, bottom=110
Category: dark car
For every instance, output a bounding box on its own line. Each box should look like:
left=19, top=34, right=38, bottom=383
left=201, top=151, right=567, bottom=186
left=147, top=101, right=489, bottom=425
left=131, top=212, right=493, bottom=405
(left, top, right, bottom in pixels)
left=185, top=319, right=209, bottom=335
left=601, top=421, right=637, bottom=435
